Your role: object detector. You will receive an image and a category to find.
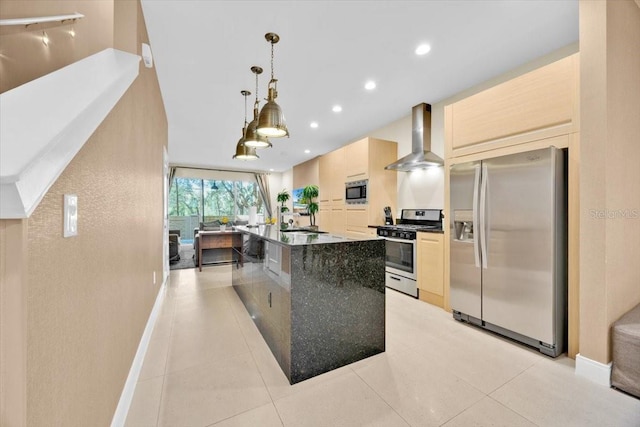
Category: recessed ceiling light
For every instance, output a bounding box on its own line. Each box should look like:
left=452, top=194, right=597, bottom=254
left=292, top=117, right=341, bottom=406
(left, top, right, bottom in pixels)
left=304, top=149, right=311, bottom=154
left=269, top=168, right=274, bottom=172
left=415, top=44, right=431, bottom=56
left=310, top=122, right=319, bottom=128
left=364, top=81, right=376, bottom=91
left=332, top=105, right=342, bottom=113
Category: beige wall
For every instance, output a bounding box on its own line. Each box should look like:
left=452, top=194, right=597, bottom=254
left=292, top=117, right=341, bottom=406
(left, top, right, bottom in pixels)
left=0, top=220, right=29, bottom=426
left=0, top=0, right=114, bottom=93
left=0, top=1, right=167, bottom=425
left=579, top=0, right=640, bottom=364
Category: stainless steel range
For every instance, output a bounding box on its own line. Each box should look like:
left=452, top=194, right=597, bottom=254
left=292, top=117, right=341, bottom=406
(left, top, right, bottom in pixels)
left=377, top=209, right=442, bottom=297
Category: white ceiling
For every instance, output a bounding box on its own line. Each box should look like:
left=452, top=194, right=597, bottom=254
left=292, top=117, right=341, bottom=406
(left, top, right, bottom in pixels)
left=140, top=0, right=578, bottom=173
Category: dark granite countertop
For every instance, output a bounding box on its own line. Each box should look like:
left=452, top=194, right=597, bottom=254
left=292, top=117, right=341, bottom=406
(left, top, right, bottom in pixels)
left=234, top=225, right=378, bottom=246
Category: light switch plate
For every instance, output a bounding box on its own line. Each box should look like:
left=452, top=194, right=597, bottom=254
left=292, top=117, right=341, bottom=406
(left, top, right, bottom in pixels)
left=63, top=194, right=78, bottom=237
left=141, top=43, right=153, bottom=68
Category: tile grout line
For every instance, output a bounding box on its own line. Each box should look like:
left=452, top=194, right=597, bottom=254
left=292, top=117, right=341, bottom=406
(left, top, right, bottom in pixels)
left=153, top=273, right=178, bottom=427
left=485, top=361, right=543, bottom=426
left=225, top=272, right=355, bottom=426
left=486, top=395, right=542, bottom=427
left=377, top=335, right=490, bottom=427
left=349, top=366, right=413, bottom=427
left=224, top=275, right=286, bottom=426
left=161, top=267, right=264, bottom=427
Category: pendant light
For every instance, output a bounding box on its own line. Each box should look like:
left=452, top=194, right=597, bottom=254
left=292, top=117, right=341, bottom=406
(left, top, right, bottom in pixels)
left=244, top=66, right=272, bottom=148
left=257, top=32, right=289, bottom=138
left=233, top=90, right=259, bottom=160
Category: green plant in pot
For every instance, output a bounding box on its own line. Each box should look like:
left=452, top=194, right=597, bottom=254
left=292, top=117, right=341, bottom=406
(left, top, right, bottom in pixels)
left=302, top=184, right=319, bottom=230
left=277, top=189, right=290, bottom=230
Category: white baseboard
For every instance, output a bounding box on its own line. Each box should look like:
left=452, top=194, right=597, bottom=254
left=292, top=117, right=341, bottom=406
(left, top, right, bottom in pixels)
left=575, top=353, right=612, bottom=387
left=111, top=278, right=168, bottom=427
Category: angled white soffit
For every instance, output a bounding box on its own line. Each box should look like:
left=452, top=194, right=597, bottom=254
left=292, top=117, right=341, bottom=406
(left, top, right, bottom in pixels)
left=0, top=48, right=140, bottom=219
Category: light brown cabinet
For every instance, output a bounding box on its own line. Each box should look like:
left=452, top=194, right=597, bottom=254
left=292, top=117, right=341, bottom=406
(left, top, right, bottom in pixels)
left=317, top=205, right=330, bottom=231
left=344, top=207, right=371, bottom=239
left=345, top=138, right=369, bottom=181
left=318, top=147, right=346, bottom=205
left=445, top=53, right=579, bottom=159
left=318, top=204, right=346, bottom=235
left=318, top=137, right=397, bottom=236
left=330, top=204, right=345, bottom=233
left=417, top=232, right=444, bottom=308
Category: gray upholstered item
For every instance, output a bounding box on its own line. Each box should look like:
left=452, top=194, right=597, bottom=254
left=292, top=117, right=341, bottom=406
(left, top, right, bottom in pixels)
left=200, top=220, right=221, bottom=231
left=611, top=302, right=640, bottom=398
left=168, top=230, right=181, bottom=262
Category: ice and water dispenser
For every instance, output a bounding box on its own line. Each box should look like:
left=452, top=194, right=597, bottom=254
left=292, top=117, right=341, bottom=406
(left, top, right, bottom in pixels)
left=453, top=210, right=474, bottom=241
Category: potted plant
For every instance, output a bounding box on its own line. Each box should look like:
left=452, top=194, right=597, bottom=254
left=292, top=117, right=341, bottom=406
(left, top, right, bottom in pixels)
left=220, top=216, right=229, bottom=232
left=277, top=189, right=290, bottom=229
left=302, top=184, right=319, bottom=230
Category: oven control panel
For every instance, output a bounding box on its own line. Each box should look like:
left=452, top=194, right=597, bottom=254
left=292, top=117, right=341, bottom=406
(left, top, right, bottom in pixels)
left=377, top=229, right=417, bottom=240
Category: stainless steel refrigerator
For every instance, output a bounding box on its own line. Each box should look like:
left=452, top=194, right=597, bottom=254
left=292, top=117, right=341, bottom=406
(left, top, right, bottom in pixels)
left=449, top=146, right=567, bottom=357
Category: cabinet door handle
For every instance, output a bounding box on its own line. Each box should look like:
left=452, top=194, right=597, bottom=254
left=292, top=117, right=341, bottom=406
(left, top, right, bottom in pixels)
left=268, top=292, right=272, bottom=308
left=389, top=276, right=401, bottom=281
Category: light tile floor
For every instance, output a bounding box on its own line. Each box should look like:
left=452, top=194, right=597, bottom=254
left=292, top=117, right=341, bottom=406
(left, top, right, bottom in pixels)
left=125, top=265, right=640, bottom=427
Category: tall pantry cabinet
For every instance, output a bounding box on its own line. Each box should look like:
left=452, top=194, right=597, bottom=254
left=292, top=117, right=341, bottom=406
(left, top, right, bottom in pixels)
left=318, top=137, right=397, bottom=238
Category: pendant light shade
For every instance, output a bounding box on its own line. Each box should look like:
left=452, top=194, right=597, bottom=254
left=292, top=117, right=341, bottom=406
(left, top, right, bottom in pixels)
left=232, top=90, right=259, bottom=161
left=233, top=135, right=259, bottom=160
left=257, top=91, right=289, bottom=138
left=245, top=66, right=272, bottom=148
left=245, top=117, right=272, bottom=147
left=257, top=33, right=289, bottom=138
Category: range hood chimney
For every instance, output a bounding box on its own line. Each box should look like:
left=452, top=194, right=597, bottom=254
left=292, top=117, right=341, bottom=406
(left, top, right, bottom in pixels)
left=384, top=103, right=443, bottom=171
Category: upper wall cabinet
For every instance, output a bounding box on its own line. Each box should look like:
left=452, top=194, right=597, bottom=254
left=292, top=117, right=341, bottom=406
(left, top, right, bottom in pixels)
left=345, top=138, right=370, bottom=181
left=344, top=137, right=398, bottom=183
left=445, top=53, right=579, bottom=159
left=319, top=147, right=346, bottom=204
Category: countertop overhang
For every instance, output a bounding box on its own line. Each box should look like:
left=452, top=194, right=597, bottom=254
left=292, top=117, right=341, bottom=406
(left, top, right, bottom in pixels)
left=234, top=225, right=380, bottom=246
left=0, top=48, right=141, bottom=218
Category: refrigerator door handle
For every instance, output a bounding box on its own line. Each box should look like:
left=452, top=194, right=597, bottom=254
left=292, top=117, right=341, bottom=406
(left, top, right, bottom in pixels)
left=480, top=164, right=488, bottom=269
left=472, top=164, right=481, bottom=268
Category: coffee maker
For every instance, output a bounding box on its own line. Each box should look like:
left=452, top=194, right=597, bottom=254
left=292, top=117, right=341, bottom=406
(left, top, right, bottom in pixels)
left=383, top=206, right=394, bottom=225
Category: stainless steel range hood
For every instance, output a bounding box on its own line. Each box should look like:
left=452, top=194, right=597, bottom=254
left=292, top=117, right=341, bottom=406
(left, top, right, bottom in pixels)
left=385, top=103, right=443, bottom=171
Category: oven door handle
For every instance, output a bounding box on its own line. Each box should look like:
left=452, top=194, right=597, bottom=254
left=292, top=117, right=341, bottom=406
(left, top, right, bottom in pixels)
left=383, top=237, right=414, bottom=244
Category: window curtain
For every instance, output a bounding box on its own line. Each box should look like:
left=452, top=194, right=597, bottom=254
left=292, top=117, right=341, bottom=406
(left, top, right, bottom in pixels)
left=168, top=166, right=177, bottom=189
left=255, top=173, right=272, bottom=218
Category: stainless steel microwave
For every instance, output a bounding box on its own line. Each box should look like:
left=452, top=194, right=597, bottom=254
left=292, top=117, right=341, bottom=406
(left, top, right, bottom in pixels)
left=345, top=180, right=368, bottom=204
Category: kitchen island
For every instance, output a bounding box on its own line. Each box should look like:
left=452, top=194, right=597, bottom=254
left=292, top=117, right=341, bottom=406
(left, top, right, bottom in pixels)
left=232, top=225, right=385, bottom=384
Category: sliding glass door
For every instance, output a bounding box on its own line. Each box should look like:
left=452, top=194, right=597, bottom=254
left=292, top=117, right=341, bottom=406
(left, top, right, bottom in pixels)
left=168, top=177, right=264, bottom=242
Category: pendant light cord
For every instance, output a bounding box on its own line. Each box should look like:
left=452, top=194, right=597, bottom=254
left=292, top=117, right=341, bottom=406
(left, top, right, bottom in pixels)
left=270, top=41, right=275, bottom=81
left=255, top=70, right=260, bottom=107
left=244, top=92, right=249, bottom=127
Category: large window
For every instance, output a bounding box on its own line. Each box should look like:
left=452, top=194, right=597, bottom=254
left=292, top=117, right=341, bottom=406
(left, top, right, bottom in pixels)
left=169, top=177, right=265, bottom=220
left=168, top=177, right=264, bottom=241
